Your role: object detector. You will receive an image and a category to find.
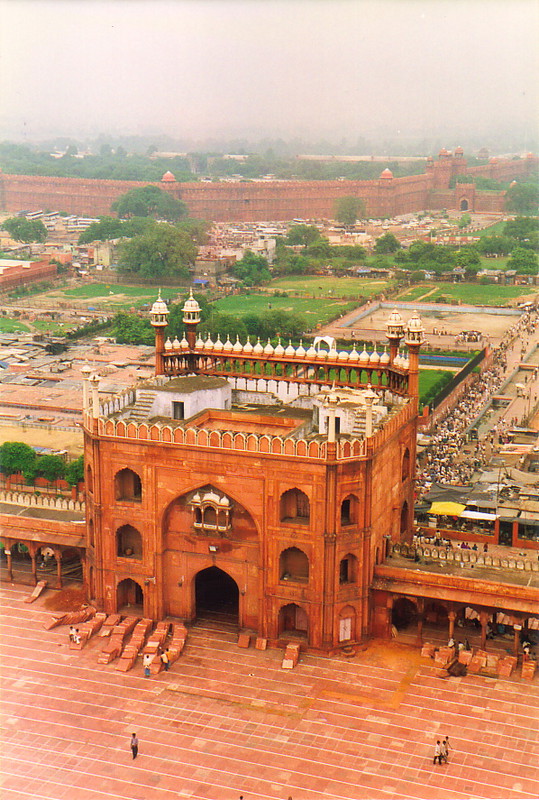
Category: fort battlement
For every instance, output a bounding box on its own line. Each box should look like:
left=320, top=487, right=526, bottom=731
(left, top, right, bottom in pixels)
left=1, top=152, right=536, bottom=220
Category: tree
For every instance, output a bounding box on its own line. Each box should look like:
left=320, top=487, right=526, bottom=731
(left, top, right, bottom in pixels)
left=477, top=235, right=513, bottom=257
left=78, top=216, right=125, bottom=244
left=458, top=213, right=472, bottom=229
left=0, top=441, right=36, bottom=479
left=175, top=218, right=211, bottom=246
left=231, top=250, right=271, bottom=286
left=112, top=312, right=155, bottom=345
left=112, top=185, right=187, bottom=221
left=455, top=246, right=481, bottom=268
left=374, top=233, right=401, bottom=254
left=506, top=247, right=539, bottom=275
left=304, top=238, right=332, bottom=259
left=334, top=196, right=365, bottom=226
left=505, top=182, right=539, bottom=215
left=503, top=216, right=539, bottom=251
left=201, top=312, right=248, bottom=341
left=66, top=456, right=84, bottom=486
left=34, top=455, right=66, bottom=482
left=118, top=224, right=197, bottom=280
left=2, top=217, right=47, bottom=243
left=257, top=310, right=305, bottom=339
left=285, top=224, right=321, bottom=246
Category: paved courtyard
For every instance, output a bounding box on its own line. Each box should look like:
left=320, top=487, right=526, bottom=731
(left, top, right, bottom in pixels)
left=1, top=584, right=538, bottom=800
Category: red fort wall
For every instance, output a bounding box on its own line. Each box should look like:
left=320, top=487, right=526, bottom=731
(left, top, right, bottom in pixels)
left=0, top=154, right=536, bottom=221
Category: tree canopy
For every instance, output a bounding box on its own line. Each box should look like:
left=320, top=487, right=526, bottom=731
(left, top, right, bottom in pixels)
left=0, top=441, right=37, bottom=478
left=112, top=185, right=187, bottom=221
left=506, top=247, right=538, bottom=275
left=2, top=217, right=47, bottom=243
left=230, top=250, right=271, bottom=286
left=112, top=312, right=155, bottom=345
left=65, top=456, right=84, bottom=486
left=334, top=196, right=365, bottom=226
left=374, top=233, right=401, bottom=254
left=117, top=223, right=197, bottom=280
left=503, top=216, right=539, bottom=250
left=505, top=181, right=539, bottom=215
left=285, top=224, right=321, bottom=246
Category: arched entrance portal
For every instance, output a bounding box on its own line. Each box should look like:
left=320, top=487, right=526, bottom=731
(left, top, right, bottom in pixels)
left=392, top=597, right=418, bottom=630
left=117, top=578, right=144, bottom=613
left=460, top=198, right=469, bottom=211
left=278, top=603, right=308, bottom=639
left=195, top=567, right=239, bottom=624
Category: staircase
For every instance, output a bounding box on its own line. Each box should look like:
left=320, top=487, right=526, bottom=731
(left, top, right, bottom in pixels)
left=128, top=390, right=156, bottom=421
left=351, top=410, right=367, bottom=438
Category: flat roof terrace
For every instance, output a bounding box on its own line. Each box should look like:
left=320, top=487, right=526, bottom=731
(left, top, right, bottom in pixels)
left=190, top=407, right=309, bottom=436
left=385, top=550, right=538, bottom=590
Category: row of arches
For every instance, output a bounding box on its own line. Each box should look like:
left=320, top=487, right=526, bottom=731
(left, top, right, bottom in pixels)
left=100, top=447, right=411, bottom=512
left=117, top=568, right=358, bottom=642
left=115, top=528, right=360, bottom=589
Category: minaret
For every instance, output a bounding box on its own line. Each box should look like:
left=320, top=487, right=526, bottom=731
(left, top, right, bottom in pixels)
left=182, top=289, right=201, bottom=350
left=404, top=311, right=425, bottom=399
left=150, top=291, right=169, bottom=376
left=386, top=308, right=405, bottom=365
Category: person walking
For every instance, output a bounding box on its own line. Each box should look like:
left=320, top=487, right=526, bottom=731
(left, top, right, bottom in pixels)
left=130, top=732, right=138, bottom=760
left=444, top=736, right=452, bottom=761
left=433, top=740, right=442, bottom=765
left=441, top=738, right=449, bottom=763
left=143, top=653, right=153, bottom=678
left=160, top=648, right=170, bottom=672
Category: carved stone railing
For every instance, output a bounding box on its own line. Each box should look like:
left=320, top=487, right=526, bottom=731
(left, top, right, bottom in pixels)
left=391, top=542, right=539, bottom=573
left=0, top=490, right=85, bottom=513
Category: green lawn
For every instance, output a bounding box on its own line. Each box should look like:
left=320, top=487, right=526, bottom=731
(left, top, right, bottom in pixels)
left=32, top=320, right=75, bottom=334
left=478, top=256, right=509, bottom=270
left=0, top=317, right=30, bottom=333
left=212, top=293, right=357, bottom=328
left=267, top=276, right=393, bottom=298
left=474, top=220, right=507, bottom=238
left=398, top=282, right=537, bottom=306
left=61, top=283, right=164, bottom=300
left=419, top=369, right=455, bottom=402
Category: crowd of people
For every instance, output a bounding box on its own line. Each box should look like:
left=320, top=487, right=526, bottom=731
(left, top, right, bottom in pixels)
left=416, top=307, right=538, bottom=496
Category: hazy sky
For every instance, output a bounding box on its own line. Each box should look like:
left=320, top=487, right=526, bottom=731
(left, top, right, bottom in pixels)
left=1, top=0, right=538, bottom=143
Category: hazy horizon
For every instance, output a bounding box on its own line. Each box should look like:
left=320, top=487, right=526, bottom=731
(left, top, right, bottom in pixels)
left=1, top=0, right=538, bottom=149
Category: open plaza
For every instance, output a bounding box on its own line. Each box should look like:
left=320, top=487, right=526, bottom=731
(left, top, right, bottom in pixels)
left=1, top=584, right=538, bottom=800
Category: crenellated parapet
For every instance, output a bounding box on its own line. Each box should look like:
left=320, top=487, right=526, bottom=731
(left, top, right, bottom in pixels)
left=84, top=394, right=415, bottom=461
left=0, top=490, right=85, bottom=513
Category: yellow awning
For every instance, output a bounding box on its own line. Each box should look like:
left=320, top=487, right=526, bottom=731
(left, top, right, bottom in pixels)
left=429, top=502, right=466, bottom=516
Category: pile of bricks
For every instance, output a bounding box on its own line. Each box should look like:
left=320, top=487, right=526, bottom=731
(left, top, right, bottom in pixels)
left=99, top=614, right=122, bottom=637
left=497, top=655, right=517, bottom=677
left=70, top=612, right=107, bottom=650
left=167, top=623, right=188, bottom=666
left=145, top=622, right=170, bottom=675
left=468, top=650, right=488, bottom=673
left=282, top=642, right=300, bottom=669
left=521, top=660, right=537, bottom=680
left=44, top=606, right=96, bottom=631
left=434, top=646, right=455, bottom=667
left=98, top=616, right=138, bottom=664
left=116, top=618, right=153, bottom=672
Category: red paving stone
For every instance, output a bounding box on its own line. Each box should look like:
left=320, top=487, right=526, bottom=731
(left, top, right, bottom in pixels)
left=1, top=584, right=539, bottom=800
